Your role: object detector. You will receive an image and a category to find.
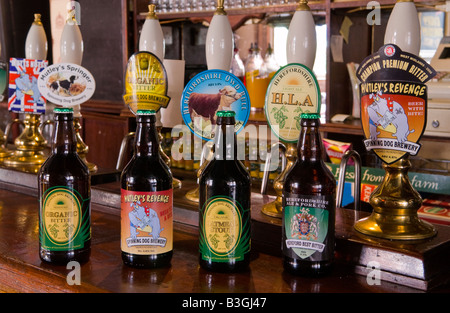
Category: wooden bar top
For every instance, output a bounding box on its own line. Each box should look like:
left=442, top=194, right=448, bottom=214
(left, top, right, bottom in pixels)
left=0, top=186, right=449, bottom=294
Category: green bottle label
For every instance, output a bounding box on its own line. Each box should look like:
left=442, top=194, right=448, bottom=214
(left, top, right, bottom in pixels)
left=40, top=187, right=91, bottom=251
left=283, top=194, right=333, bottom=260
left=199, top=196, right=250, bottom=263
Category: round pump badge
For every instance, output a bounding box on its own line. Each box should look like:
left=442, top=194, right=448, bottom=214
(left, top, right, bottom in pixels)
left=123, top=51, right=170, bottom=114
left=181, top=69, right=250, bottom=141
left=265, top=63, right=321, bottom=143
left=37, top=63, right=95, bottom=107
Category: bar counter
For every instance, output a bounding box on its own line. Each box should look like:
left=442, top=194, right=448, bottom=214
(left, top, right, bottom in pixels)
left=0, top=168, right=449, bottom=294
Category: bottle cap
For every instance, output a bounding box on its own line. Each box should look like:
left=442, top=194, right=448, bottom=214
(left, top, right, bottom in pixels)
left=54, top=107, right=73, bottom=113
left=300, top=113, right=320, bottom=119
left=216, top=110, right=236, bottom=117
left=137, top=109, right=156, bottom=115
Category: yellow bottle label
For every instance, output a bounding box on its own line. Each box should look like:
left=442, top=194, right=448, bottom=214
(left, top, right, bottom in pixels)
left=200, top=196, right=250, bottom=262
left=40, top=187, right=90, bottom=251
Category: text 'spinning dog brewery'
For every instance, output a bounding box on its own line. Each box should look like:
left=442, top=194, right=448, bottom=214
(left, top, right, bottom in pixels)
left=357, top=44, right=436, bottom=164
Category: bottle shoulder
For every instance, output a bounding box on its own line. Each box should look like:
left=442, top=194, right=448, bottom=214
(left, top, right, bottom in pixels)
left=39, top=153, right=89, bottom=177
left=200, top=160, right=250, bottom=183
left=121, top=155, right=172, bottom=190
left=284, top=160, right=336, bottom=193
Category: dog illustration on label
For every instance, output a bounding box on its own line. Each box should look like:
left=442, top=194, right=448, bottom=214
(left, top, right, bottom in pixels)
left=367, top=91, right=414, bottom=143
left=129, top=201, right=163, bottom=239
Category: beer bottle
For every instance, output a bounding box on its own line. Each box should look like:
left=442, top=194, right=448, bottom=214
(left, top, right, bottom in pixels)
left=121, top=109, right=173, bottom=268
left=199, top=111, right=251, bottom=272
left=282, top=113, right=336, bottom=276
left=38, top=107, right=91, bottom=264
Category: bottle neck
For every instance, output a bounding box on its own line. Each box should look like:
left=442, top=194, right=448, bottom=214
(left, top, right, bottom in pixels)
left=52, top=112, right=77, bottom=154
left=213, top=115, right=237, bottom=161
left=297, top=118, right=323, bottom=162
left=135, top=114, right=160, bottom=157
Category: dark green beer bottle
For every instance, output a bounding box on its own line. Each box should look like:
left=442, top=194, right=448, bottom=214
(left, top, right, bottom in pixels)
left=120, top=109, right=173, bottom=268
left=38, top=107, right=91, bottom=264
left=282, top=113, right=336, bottom=276
left=199, top=111, right=251, bottom=272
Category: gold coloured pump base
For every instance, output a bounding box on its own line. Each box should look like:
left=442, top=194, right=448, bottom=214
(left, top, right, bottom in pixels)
left=354, top=156, right=437, bottom=240
left=0, top=131, right=12, bottom=159
left=3, top=114, right=48, bottom=173
left=185, top=187, right=199, bottom=202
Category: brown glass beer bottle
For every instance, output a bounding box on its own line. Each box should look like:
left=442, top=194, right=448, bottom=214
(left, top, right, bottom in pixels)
left=282, top=113, right=336, bottom=276
left=38, top=107, right=91, bottom=264
left=199, top=111, right=251, bottom=272
left=120, top=109, right=173, bottom=268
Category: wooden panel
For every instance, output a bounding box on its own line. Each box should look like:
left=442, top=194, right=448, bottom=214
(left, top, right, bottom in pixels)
left=78, top=0, right=128, bottom=102
left=81, top=111, right=130, bottom=170
left=1, top=185, right=449, bottom=293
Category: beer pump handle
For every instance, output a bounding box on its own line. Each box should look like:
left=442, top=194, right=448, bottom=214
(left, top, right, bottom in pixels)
left=261, top=142, right=286, bottom=195
left=336, top=150, right=361, bottom=210
left=197, top=141, right=214, bottom=182
left=3, top=119, right=25, bottom=148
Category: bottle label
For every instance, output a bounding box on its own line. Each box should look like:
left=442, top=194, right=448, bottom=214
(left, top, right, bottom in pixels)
left=200, top=196, right=250, bottom=262
left=121, top=189, right=173, bottom=255
left=40, top=187, right=90, bottom=251
left=283, top=194, right=333, bottom=260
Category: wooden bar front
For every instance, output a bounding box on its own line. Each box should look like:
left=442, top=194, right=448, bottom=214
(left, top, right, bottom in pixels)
left=0, top=166, right=449, bottom=293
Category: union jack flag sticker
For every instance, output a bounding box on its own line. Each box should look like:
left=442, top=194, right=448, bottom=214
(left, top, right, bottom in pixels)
left=8, top=57, right=48, bottom=114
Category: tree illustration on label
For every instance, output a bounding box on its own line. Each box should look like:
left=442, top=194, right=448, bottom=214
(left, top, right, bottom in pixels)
left=210, top=234, right=219, bottom=249
left=63, top=223, right=75, bottom=239
left=294, top=106, right=305, bottom=130
left=271, top=106, right=288, bottom=128
left=224, top=234, right=234, bottom=249
left=49, top=224, right=59, bottom=239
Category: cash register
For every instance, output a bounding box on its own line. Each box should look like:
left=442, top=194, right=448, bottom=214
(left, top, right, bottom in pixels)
left=426, top=36, right=450, bottom=137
